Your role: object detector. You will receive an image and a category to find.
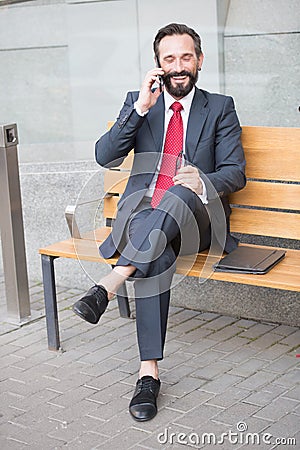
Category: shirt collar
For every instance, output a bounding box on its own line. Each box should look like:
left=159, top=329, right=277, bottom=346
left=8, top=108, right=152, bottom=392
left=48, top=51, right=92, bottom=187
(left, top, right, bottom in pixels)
left=164, top=87, right=195, bottom=113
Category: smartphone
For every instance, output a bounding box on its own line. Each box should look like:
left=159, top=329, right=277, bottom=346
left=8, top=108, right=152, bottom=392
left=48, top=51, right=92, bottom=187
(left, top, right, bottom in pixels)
left=155, top=56, right=164, bottom=92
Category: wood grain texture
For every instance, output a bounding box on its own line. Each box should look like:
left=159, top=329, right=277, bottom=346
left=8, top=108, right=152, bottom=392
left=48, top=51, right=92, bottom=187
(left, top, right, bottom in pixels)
left=39, top=237, right=300, bottom=291
left=229, top=181, right=300, bottom=210
left=230, top=208, right=300, bottom=239
left=241, top=126, right=300, bottom=181
left=40, top=126, right=300, bottom=292
left=104, top=170, right=129, bottom=194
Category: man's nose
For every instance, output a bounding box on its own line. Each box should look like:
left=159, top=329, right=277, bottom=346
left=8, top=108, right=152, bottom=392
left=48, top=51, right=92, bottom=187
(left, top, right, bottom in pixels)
left=173, top=58, right=184, bottom=73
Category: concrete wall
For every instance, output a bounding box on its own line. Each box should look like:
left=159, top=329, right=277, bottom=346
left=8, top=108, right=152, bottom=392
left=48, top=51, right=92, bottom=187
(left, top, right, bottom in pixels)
left=224, top=0, right=300, bottom=126
left=0, top=0, right=72, bottom=156
left=0, top=0, right=225, bottom=162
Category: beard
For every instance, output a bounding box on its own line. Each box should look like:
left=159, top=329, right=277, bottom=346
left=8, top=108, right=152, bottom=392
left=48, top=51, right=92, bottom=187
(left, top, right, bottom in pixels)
left=163, top=69, right=198, bottom=98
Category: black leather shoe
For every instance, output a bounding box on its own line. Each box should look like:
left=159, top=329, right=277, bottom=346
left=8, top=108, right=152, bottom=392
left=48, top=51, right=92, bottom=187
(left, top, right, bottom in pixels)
left=72, top=285, right=108, bottom=324
left=129, top=376, right=161, bottom=421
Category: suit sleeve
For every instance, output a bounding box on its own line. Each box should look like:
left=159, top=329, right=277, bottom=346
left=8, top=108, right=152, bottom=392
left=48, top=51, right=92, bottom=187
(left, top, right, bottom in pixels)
left=95, top=92, right=145, bottom=168
left=204, top=96, right=246, bottom=198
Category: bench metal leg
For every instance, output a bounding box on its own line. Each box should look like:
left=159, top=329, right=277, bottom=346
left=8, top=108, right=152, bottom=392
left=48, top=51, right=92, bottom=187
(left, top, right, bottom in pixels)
left=116, top=283, right=131, bottom=318
left=41, top=254, right=60, bottom=351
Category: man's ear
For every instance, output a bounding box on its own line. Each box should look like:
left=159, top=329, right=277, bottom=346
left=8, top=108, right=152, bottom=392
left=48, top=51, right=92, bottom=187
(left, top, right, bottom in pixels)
left=198, top=53, right=204, bottom=70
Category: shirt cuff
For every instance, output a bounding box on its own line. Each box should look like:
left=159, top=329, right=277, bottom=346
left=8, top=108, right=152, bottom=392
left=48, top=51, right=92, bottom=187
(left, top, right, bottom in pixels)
left=198, top=178, right=208, bottom=204
left=134, top=102, right=149, bottom=117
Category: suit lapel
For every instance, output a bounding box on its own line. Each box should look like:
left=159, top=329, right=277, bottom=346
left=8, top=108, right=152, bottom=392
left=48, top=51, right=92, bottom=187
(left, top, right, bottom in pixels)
left=186, top=88, right=209, bottom=163
left=146, top=93, right=165, bottom=152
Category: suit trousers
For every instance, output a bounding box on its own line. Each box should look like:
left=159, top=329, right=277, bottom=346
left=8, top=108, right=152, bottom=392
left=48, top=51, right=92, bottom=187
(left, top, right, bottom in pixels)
left=116, top=185, right=211, bottom=361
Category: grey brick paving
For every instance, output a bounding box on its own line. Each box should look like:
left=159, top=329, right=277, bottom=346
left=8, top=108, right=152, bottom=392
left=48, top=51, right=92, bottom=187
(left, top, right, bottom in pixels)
left=0, top=280, right=299, bottom=449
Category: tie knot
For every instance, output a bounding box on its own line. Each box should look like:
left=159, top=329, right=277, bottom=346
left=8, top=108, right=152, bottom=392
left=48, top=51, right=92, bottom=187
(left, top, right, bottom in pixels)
left=171, top=101, right=183, bottom=113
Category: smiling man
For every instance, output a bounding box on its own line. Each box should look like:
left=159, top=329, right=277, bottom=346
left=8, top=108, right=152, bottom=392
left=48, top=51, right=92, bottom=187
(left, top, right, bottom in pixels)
left=72, top=23, right=246, bottom=422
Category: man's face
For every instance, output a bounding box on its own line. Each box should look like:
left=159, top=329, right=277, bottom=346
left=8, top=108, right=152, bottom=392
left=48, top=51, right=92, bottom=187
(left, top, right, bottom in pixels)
left=157, top=34, right=203, bottom=99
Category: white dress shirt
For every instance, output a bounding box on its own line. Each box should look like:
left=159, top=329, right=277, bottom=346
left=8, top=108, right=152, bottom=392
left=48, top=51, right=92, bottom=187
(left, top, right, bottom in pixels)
left=134, top=87, right=207, bottom=203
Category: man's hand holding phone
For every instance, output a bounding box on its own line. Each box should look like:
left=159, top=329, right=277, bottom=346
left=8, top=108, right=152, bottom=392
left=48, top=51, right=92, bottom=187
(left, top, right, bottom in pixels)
left=136, top=67, right=164, bottom=114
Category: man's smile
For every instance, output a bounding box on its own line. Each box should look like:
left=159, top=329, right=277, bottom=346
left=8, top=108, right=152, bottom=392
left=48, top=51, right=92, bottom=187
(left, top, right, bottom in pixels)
left=171, top=75, right=188, bottom=82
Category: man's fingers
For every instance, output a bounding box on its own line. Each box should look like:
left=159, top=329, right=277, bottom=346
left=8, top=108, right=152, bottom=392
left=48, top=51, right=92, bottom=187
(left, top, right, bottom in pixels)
left=137, top=68, right=164, bottom=111
left=146, top=69, right=164, bottom=82
left=177, top=165, right=197, bottom=174
left=173, top=174, right=195, bottom=185
left=173, top=166, right=203, bottom=195
left=173, top=168, right=197, bottom=183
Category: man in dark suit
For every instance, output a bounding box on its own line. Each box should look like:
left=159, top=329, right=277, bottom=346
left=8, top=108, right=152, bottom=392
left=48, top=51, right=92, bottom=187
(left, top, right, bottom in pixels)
left=73, top=23, right=246, bottom=421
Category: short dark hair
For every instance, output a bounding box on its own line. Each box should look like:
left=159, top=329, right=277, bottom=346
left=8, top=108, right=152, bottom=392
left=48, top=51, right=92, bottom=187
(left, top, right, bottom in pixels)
left=153, top=23, right=202, bottom=60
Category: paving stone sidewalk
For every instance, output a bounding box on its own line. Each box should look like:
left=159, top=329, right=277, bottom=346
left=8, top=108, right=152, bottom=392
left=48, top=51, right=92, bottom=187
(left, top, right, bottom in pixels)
left=0, top=278, right=299, bottom=449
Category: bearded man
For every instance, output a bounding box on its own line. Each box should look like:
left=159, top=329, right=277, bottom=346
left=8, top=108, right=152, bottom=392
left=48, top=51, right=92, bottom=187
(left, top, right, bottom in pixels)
left=73, top=23, right=246, bottom=422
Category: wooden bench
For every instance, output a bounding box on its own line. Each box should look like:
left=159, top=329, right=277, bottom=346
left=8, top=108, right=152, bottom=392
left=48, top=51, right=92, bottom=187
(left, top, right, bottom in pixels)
left=39, top=126, right=300, bottom=350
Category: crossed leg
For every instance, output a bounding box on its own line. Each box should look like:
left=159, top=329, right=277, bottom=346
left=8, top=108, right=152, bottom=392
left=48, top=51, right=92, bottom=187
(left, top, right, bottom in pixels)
left=96, top=186, right=211, bottom=377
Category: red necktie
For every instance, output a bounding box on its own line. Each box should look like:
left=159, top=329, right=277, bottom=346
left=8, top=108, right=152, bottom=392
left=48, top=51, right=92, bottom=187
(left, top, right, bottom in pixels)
left=151, top=101, right=183, bottom=208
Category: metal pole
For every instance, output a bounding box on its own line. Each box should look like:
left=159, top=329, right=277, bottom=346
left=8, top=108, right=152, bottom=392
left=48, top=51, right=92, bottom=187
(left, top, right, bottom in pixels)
left=0, top=123, right=31, bottom=324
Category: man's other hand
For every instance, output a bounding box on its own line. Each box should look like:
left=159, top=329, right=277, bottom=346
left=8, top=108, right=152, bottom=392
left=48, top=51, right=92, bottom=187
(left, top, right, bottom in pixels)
left=173, top=165, right=203, bottom=195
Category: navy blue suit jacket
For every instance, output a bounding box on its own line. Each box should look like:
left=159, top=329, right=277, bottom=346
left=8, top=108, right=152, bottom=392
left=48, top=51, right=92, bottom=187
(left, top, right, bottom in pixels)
left=96, top=88, right=246, bottom=257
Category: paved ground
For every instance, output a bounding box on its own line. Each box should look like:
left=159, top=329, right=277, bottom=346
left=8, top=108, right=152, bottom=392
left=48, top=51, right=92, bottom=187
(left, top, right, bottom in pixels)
left=0, top=276, right=299, bottom=449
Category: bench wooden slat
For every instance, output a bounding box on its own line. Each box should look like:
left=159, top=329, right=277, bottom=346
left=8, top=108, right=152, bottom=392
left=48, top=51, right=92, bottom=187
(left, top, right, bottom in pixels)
left=39, top=237, right=118, bottom=265
left=177, top=254, right=300, bottom=291
left=117, top=151, right=134, bottom=170
left=230, top=181, right=300, bottom=211
left=178, top=253, right=300, bottom=275
left=104, top=170, right=129, bottom=194
left=104, top=173, right=300, bottom=211
left=230, top=208, right=300, bottom=239
left=105, top=126, right=300, bottom=182
left=104, top=188, right=300, bottom=238
left=39, top=236, right=300, bottom=291
left=103, top=196, right=119, bottom=219
left=84, top=228, right=300, bottom=267
left=83, top=226, right=112, bottom=241
left=241, top=126, right=300, bottom=181
left=103, top=199, right=300, bottom=239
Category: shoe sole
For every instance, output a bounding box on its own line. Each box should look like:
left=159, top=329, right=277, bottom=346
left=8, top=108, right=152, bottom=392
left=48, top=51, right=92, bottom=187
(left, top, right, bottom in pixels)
left=72, top=303, right=99, bottom=324
left=130, top=412, right=157, bottom=422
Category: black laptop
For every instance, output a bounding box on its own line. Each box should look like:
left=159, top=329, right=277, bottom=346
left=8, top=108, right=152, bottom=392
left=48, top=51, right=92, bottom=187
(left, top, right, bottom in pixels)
left=214, top=246, right=286, bottom=275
